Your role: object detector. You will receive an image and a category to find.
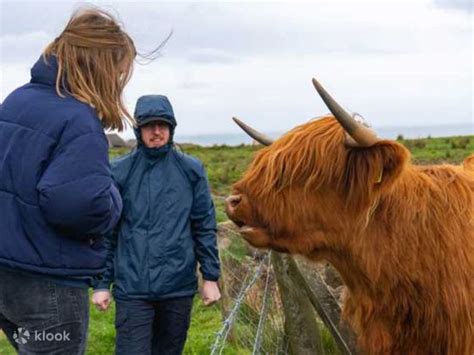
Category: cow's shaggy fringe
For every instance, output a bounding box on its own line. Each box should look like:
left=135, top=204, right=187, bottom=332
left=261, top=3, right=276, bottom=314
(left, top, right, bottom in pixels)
left=235, top=116, right=474, bottom=354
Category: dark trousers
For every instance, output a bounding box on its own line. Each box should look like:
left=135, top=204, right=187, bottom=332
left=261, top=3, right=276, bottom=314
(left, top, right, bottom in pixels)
left=115, top=296, right=194, bottom=355
left=0, top=268, right=89, bottom=355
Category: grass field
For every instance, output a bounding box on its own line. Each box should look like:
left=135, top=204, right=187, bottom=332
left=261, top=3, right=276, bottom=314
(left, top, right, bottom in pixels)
left=0, top=135, right=472, bottom=354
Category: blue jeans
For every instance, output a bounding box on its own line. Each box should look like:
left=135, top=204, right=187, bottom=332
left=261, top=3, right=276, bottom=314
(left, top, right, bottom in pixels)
left=115, top=297, right=194, bottom=355
left=0, top=268, right=89, bottom=355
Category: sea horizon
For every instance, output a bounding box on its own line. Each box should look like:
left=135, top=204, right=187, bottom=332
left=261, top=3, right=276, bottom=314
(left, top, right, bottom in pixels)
left=173, top=122, right=474, bottom=147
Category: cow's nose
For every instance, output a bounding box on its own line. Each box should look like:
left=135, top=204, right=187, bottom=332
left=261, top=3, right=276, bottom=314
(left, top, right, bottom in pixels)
left=225, top=195, right=242, bottom=208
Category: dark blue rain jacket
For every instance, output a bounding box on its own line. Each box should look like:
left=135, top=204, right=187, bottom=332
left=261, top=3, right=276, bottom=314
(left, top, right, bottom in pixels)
left=0, top=55, right=122, bottom=277
left=94, top=96, right=220, bottom=300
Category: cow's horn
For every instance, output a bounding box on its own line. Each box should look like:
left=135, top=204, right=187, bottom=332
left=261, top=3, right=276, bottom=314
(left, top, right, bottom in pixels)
left=232, top=117, right=274, bottom=146
left=312, top=78, right=379, bottom=147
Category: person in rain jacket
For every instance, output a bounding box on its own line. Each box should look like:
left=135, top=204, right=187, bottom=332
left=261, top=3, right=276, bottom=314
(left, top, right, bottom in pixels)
left=92, top=95, right=221, bottom=355
left=0, top=8, right=135, bottom=355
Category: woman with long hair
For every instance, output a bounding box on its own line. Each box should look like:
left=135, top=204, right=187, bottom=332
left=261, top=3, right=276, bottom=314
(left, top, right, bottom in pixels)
left=0, top=7, right=135, bottom=354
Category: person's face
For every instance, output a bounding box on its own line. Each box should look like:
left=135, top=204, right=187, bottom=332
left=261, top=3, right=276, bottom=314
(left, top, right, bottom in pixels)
left=140, top=121, right=171, bottom=148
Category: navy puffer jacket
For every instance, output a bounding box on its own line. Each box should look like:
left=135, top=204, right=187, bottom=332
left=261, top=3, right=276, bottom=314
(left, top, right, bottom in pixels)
left=0, top=55, right=122, bottom=276
left=94, top=95, right=220, bottom=300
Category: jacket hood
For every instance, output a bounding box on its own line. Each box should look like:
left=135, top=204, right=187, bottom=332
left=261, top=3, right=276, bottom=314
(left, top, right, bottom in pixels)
left=30, top=55, right=59, bottom=87
left=134, top=95, right=177, bottom=128
left=134, top=95, right=177, bottom=145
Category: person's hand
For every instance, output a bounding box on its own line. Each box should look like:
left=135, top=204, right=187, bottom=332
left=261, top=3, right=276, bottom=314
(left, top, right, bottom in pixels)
left=92, top=290, right=112, bottom=311
left=200, top=281, right=221, bottom=306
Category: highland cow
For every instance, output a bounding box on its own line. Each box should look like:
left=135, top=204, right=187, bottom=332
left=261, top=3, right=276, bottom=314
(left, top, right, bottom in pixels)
left=225, top=79, right=474, bottom=354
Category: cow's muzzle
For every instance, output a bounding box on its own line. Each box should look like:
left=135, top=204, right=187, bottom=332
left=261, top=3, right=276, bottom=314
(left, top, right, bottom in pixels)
left=225, top=194, right=243, bottom=225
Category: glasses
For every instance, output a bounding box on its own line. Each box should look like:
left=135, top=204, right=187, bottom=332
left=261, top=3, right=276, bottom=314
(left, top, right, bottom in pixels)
left=141, top=121, right=170, bottom=131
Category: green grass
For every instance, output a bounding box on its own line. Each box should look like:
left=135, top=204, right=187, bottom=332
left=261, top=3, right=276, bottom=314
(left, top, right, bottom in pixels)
left=87, top=298, right=116, bottom=354
left=398, top=135, right=474, bottom=164
left=221, top=236, right=249, bottom=263
left=178, top=144, right=260, bottom=197
left=185, top=298, right=245, bottom=355
left=0, top=333, right=15, bottom=355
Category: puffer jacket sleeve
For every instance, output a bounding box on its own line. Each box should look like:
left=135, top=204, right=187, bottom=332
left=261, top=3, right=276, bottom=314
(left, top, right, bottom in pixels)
left=92, top=227, right=118, bottom=290
left=92, top=158, right=129, bottom=290
left=190, top=162, right=220, bottom=281
left=37, top=131, right=122, bottom=239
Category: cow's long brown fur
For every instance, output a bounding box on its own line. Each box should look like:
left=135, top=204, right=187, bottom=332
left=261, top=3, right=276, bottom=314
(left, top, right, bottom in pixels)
left=231, top=116, right=474, bottom=354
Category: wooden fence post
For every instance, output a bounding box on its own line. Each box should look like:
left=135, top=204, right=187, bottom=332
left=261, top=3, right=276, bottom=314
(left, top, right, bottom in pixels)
left=291, top=257, right=360, bottom=355
left=271, top=252, right=325, bottom=355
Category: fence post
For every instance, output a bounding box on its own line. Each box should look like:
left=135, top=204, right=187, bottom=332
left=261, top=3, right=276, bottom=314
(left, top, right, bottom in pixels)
left=271, top=252, right=325, bottom=355
left=291, top=257, right=360, bottom=355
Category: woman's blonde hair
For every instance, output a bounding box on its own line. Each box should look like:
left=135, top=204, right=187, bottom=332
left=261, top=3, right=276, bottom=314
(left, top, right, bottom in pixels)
left=44, top=7, right=136, bottom=131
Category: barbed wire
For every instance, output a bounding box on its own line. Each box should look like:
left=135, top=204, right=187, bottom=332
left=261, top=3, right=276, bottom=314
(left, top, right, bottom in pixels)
left=252, top=252, right=272, bottom=355
left=210, top=252, right=270, bottom=355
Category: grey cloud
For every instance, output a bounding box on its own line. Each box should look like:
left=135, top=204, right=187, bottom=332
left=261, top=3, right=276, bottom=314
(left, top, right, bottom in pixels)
left=1, top=1, right=471, bottom=135
left=1, top=1, right=86, bottom=35
left=134, top=3, right=419, bottom=59
left=1, top=1, right=431, bottom=66
left=432, top=0, right=473, bottom=13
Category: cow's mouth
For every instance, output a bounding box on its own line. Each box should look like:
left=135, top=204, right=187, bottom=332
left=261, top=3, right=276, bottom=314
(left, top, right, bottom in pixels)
left=231, top=220, right=256, bottom=235
left=225, top=194, right=260, bottom=235
left=233, top=219, right=245, bottom=228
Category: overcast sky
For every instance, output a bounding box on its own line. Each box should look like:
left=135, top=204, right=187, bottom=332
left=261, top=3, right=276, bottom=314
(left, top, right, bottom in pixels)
left=1, top=0, right=472, bottom=139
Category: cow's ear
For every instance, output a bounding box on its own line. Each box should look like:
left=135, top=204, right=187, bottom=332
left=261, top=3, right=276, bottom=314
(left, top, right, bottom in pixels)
left=342, top=141, right=409, bottom=209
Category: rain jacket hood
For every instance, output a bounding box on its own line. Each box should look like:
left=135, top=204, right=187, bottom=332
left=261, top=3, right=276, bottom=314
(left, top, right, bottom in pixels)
left=134, top=95, right=177, bottom=145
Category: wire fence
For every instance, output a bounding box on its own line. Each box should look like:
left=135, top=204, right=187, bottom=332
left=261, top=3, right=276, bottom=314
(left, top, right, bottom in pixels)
left=186, top=223, right=289, bottom=355
left=186, top=222, right=350, bottom=355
